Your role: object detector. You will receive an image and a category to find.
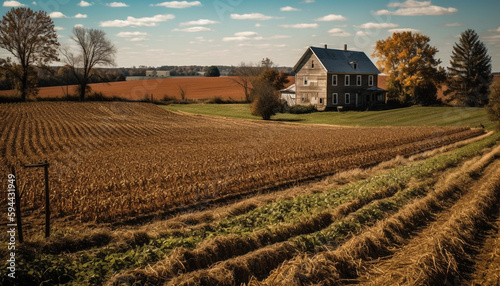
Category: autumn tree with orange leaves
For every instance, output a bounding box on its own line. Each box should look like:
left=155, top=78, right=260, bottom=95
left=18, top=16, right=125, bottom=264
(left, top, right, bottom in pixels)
left=373, top=32, right=444, bottom=105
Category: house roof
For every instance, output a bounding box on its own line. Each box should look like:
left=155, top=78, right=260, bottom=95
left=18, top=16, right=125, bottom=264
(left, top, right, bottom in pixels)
left=280, top=83, right=296, bottom=93
left=293, top=46, right=380, bottom=74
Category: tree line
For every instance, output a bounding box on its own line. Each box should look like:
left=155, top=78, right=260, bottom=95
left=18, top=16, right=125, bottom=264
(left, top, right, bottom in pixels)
left=374, top=30, right=493, bottom=107
left=0, top=7, right=117, bottom=101
left=0, top=7, right=498, bottom=127
left=374, top=30, right=499, bottom=128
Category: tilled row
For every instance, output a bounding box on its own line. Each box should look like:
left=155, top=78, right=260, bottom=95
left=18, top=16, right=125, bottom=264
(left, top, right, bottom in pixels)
left=255, top=145, right=500, bottom=285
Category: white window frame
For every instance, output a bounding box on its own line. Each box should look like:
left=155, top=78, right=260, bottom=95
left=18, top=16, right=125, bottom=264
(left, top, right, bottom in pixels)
left=332, top=74, right=338, bottom=86
left=345, top=75, right=350, bottom=86
left=345, top=93, right=350, bottom=104
left=332, top=93, right=338, bottom=105
left=356, top=75, right=362, bottom=86
left=368, top=75, right=374, bottom=86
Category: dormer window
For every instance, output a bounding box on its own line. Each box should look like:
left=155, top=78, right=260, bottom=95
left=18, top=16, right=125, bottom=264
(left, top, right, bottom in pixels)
left=350, top=61, right=358, bottom=70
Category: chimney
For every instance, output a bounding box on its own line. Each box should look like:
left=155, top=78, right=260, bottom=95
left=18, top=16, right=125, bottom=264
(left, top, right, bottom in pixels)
left=344, top=44, right=347, bottom=51
left=324, top=44, right=327, bottom=50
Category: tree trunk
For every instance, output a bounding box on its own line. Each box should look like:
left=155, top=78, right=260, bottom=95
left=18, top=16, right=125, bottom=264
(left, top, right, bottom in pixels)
left=20, top=69, right=28, bottom=102
left=79, top=78, right=87, bottom=101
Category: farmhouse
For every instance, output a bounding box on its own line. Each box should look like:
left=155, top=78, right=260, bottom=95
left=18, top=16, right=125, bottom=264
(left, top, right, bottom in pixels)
left=288, top=45, right=385, bottom=110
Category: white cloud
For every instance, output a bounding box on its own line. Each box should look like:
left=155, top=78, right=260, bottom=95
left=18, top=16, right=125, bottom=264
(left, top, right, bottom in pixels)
left=222, top=36, right=250, bottom=42
left=100, top=14, right=175, bottom=27
left=173, top=26, right=211, bottom=32
left=222, top=31, right=265, bottom=42
left=388, top=28, right=420, bottom=33
left=49, top=12, right=67, bottom=18
left=106, top=2, right=129, bottom=7
left=129, top=37, right=147, bottom=42
left=74, top=13, right=87, bottom=18
left=189, top=36, right=214, bottom=44
left=443, top=23, right=464, bottom=27
left=269, top=35, right=292, bottom=39
left=255, top=23, right=262, bottom=27
left=356, top=31, right=370, bottom=36
left=375, top=5, right=457, bottom=16
left=302, top=0, right=314, bottom=3
left=179, top=19, right=219, bottom=26
left=328, top=28, right=351, bottom=37
left=356, top=22, right=399, bottom=29
left=315, top=14, right=347, bottom=22
left=32, top=1, right=36, bottom=5
left=230, top=13, right=275, bottom=20
left=151, top=1, right=202, bottom=8
left=116, top=32, right=149, bottom=42
left=280, top=23, right=318, bottom=29
left=388, top=0, right=430, bottom=8
left=280, top=6, right=300, bottom=12
left=234, top=31, right=258, bottom=37
left=78, top=1, right=91, bottom=7
left=54, top=26, right=65, bottom=31
left=117, top=31, right=148, bottom=37
left=2, top=1, right=26, bottom=7
left=74, top=24, right=84, bottom=28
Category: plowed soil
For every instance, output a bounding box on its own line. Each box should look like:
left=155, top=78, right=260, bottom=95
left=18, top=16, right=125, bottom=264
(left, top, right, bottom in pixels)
left=0, top=76, right=295, bottom=101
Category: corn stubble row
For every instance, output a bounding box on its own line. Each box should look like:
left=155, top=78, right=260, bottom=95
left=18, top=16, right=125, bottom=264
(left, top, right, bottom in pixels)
left=0, top=102, right=484, bottom=223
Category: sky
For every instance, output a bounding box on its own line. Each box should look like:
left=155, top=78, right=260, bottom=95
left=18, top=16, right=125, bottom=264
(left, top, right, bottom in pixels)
left=1, top=0, right=499, bottom=71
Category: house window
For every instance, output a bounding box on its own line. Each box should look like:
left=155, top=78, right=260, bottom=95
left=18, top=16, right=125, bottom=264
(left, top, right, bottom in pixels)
left=332, top=75, right=338, bottom=86
left=353, top=63, right=357, bottom=69
left=345, top=75, right=350, bottom=86
left=311, top=60, right=314, bottom=68
left=356, top=75, right=362, bottom=86
left=368, top=75, right=374, bottom=86
left=319, top=98, right=323, bottom=104
left=345, top=93, right=350, bottom=104
left=377, top=93, right=385, bottom=102
left=304, top=77, right=308, bottom=86
left=332, top=93, right=338, bottom=105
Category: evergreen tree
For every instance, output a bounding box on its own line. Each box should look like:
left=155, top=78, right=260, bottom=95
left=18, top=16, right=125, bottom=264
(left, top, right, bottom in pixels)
left=446, top=29, right=492, bottom=106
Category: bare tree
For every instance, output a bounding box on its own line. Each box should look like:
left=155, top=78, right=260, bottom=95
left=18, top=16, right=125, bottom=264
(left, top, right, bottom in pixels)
left=61, top=27, right=116, bottom=101
left=0, top=7, right=59, bottom=101
left=231, top=62, right=263, bottom=102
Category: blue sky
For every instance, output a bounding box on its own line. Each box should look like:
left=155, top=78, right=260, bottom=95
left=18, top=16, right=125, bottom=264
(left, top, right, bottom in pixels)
left=1, top=0, right=499, bottom=70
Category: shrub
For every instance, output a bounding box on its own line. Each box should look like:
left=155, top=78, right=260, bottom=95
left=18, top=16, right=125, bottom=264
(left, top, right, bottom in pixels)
left=288, top=104, right=317, bottom=114
left=250, top=80, right=281, bottom=120
left=486, top=82, right=500, bottom=130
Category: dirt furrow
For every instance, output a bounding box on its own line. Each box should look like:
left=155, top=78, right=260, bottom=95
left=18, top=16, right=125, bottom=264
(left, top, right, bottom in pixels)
left=256, top=145, right=500, bottom=285
left=465, top=217, right=500, bottom=285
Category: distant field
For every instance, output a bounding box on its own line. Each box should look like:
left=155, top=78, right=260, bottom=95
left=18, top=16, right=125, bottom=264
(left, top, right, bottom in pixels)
left=0, top=76, right=295, bottom=101
left=164, top=104, right=495, bottom=130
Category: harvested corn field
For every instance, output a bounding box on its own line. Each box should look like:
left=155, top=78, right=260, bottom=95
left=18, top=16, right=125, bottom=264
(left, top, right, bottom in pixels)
left=0, top=102, right=482, bottom=224
left=0, top=101, right=498, bottom=286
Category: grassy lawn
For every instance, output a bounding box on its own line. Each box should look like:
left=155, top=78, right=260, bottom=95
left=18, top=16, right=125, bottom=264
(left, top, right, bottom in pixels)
left=163, top=104, right=495, bottom=130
